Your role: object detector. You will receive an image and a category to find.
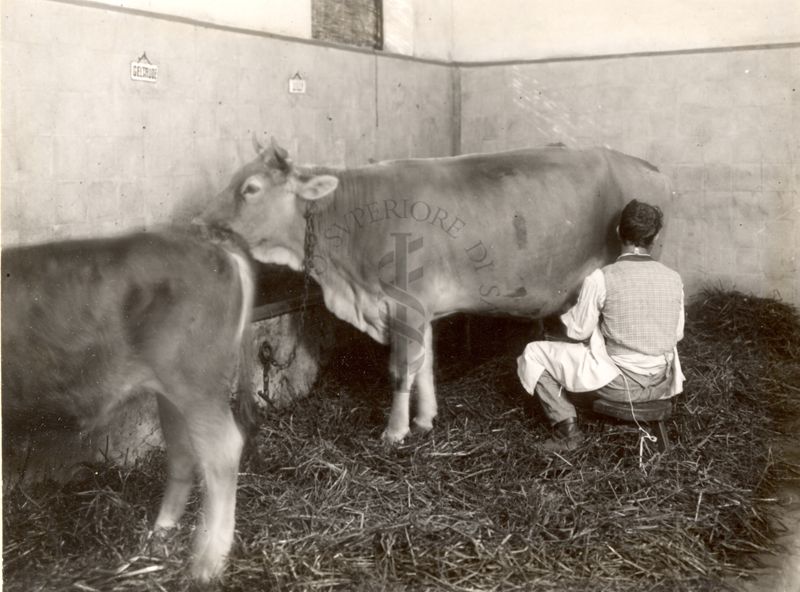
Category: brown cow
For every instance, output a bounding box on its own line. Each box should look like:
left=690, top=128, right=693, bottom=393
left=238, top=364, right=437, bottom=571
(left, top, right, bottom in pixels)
left=201, top=138, right=676, bottom=444
left=1, top=229, right=255, bottom=582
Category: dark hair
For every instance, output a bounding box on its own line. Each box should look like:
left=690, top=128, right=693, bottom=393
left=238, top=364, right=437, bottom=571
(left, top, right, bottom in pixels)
left=618, top=199, right=663, bottom=247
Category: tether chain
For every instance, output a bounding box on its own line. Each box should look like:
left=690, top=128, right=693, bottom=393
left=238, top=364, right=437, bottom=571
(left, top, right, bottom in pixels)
left=302, top=202, right=318, bottom=282
left=259, top=342, right=296, bottom=371
left=299, top=202, right=318, bottom=336
left=259, top=202, right=317, bottom=395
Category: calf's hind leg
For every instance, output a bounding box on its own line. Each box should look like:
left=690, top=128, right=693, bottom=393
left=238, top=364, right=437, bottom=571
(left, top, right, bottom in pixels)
left=155, top=366, right=244, bottom=583
left=183, top=401, right=243, bottom=583
left=154, top=394, right=196, bottom=531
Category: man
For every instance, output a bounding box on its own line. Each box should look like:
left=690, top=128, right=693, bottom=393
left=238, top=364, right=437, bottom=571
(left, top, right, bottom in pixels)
left=517, top=199, right=685, bottom=451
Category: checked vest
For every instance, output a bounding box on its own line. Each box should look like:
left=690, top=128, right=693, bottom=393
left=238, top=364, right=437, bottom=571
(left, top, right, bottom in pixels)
left=600, top=256, right=683, bottom=357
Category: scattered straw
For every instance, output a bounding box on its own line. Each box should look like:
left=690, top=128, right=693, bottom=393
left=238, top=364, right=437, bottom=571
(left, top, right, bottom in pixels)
left=4, top=287, right=799, bottom=591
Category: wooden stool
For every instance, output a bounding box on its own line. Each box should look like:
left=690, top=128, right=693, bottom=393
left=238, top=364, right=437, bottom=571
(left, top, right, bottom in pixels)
left=591, top=398, right=673, bottom=452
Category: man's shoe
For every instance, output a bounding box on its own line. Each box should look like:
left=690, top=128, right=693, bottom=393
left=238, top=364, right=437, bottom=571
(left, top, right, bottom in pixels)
left=541, top=418, right=584, bottom=452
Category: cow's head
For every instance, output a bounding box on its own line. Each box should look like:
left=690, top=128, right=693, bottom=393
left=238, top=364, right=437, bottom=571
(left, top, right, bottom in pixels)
left=200, top=137, right=339, bottom=271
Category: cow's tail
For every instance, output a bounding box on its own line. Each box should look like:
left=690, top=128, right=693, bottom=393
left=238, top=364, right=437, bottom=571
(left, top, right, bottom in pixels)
left=604, top=148, right=675, bottom=207
left=604, top=149, right=677, bottom=263
left=226, top=250, right=260, bottom=444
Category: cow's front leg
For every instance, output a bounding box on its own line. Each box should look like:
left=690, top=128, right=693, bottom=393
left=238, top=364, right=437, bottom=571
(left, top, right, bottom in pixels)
left=382, top=317, right=429, bottom=444
left=411, top=323, right=436, bottom=434
left=383, top=384, right=412, bottom=444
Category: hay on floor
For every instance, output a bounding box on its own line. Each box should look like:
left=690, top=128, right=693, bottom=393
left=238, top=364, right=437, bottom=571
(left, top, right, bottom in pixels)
left=3, top=287, right=800, bottom=591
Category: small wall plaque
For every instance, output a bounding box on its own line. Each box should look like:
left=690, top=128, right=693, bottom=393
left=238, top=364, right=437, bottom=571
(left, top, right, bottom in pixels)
left=289, top=72, right=306, bottom=94
left=131, top=52, right=158, bottom=83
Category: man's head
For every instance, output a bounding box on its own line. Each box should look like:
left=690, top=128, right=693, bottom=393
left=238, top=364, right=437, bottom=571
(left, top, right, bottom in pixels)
left=618, top=199, right=663, bottom=248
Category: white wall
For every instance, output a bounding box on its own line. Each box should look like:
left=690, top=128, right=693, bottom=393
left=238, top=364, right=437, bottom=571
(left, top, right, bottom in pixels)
left=411, top=0, right=453, bottom=60
left=452, top=0, right=799, bottom=61
left=460, top=48, right=800, bottom=304
left=88, top=0, right=455, bottom=61
left=384, top=0, right=453, bottom=60
left=1, top=0, right=455, bottom=246
left=62, top=0, right=800, bottom=62
left=88, top=0, right=312, bottom=38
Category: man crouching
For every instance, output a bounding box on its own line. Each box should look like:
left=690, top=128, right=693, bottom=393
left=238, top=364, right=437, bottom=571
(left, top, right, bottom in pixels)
left=517, top=199, right=685, bottom=451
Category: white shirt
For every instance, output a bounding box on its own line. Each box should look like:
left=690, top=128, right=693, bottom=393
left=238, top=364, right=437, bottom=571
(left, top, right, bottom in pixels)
left=561, top=267, right=685, bottom=376
left=517, top=267, right=685, bottom=396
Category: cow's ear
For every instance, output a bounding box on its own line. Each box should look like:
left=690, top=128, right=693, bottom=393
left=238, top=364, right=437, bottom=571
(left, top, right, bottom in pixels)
left=296, top=175, right=339, bottom=201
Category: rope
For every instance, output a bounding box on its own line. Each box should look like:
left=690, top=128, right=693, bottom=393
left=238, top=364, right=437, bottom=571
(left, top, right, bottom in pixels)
left=620, top=373, right=657, bottom=471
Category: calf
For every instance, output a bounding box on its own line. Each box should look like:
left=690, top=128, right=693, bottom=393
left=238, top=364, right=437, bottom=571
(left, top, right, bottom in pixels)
left=1, top=229, right=255, bottom=582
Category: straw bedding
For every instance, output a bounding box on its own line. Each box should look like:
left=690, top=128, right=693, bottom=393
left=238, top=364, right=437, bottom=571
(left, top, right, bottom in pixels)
left=3, top=287, right=799, bottom=591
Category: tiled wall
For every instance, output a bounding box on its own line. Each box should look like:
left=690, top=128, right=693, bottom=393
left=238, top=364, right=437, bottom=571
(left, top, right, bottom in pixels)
left=459, top=48, right=800, bottom=304
left=1, top=0, right=455, bottom=245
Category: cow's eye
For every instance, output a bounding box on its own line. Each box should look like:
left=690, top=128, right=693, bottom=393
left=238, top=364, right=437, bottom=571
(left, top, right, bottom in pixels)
left=240, top=181, right=262, bottom=198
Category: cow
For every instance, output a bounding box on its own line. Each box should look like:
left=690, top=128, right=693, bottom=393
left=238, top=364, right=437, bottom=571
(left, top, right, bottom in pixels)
left=1, top=229, right=255, bottom=583
left=200, top=138, right=675, bottom=444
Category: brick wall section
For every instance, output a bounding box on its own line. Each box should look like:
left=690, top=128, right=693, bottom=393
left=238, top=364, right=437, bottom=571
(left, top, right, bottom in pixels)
left=1, top=0, right=454, bottom=246
left=459, top=48, right=800, bottom=305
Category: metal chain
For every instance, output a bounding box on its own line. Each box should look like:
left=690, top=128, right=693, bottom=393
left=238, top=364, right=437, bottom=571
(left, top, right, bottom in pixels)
left=259, top=341, right=296, bottom=371
left=258, top=203, right=317, bottom=401
left=297, top=201, right=318, bottom=338
left=251, top=202, right=320, bottom=408
left=258, top=341, right=296, bottom=407
left=302, top=201, right=318, bottom=280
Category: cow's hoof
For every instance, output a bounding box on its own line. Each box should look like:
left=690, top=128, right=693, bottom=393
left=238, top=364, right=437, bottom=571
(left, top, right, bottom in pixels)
left=381, top=427, right=409, bottom=444
left=411, top=418, right=434, bottom=434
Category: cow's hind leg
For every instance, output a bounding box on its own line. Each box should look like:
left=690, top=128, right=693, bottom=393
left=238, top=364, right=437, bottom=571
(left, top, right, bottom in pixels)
left=154, top=394, right=196, bottom=532
left=411, top=324, right=436, bottom=434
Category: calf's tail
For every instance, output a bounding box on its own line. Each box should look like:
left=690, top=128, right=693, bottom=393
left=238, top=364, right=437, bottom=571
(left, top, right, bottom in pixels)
left=225, top=249, right=260, bottom=446
left=232, top=325, right=259, bottom=443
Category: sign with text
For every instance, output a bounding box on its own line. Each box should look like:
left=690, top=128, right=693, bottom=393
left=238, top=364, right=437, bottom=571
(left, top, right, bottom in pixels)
left=131, top=53, right=158, bottom=83
left=289, top=73, right=306, bottom=94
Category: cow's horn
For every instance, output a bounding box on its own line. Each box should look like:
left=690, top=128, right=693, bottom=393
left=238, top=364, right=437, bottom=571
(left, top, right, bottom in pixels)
left=270, top=137, right=289, bottom=163
left=269, top=137, right=291, bottom=172
left=252, top=133, right=265, bottom=155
